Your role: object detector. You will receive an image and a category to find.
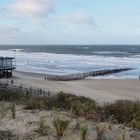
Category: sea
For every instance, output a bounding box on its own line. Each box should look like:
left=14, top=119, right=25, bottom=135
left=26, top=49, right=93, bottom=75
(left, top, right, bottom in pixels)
left=0, top=45, right=140, bottom=79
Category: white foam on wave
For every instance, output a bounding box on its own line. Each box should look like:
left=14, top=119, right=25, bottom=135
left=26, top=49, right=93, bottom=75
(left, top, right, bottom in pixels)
left=132, top=55, right=140, bottom=58
left=94, top=51, right=127, bottom=54
left=8, top=49, right=25, bottom=53
left=0, top=50, right=140, bottom=78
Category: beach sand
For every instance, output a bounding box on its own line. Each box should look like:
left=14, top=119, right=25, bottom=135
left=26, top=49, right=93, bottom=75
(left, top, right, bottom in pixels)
left=8, top=71, right=140, bottom=103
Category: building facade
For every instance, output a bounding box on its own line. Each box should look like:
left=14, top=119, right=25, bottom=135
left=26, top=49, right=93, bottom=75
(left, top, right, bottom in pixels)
left=0, top=57, right=16, bottom=78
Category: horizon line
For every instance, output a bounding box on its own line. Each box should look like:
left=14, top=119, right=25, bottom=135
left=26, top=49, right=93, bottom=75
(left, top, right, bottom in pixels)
left=0, top=44, right=140, bottom=46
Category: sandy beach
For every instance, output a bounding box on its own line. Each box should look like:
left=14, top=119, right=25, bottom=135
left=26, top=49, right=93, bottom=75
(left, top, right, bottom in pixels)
left=0, top=71, right=140, bottom=139
left=7, top=71, right=140, bottom=103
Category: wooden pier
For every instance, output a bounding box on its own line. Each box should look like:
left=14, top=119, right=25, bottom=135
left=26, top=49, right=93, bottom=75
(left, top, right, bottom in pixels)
left=47, top=67, right=134, bottom=81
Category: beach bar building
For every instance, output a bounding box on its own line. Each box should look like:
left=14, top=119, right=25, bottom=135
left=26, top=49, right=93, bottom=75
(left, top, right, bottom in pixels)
left=0, top=57, right=16, bottom=78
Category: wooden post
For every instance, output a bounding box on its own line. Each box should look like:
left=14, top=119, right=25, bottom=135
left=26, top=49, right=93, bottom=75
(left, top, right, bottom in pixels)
left=20, top=84, right=23, bottom=93
left=48, top=91, right=50, bottom=97
left=40, top=89, right=42, bottom=96
left=30, top=87, right=32, bottom=95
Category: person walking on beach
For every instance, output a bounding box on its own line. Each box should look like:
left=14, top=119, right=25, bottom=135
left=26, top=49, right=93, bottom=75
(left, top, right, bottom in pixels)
left=139, top=76, right=140, bottom=81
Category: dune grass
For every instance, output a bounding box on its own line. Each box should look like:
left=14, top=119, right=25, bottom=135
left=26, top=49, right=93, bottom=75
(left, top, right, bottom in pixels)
left=80, top=125, right=88, bottom=140
left=9, top=103, right=16, bottom=119
left=52, top=116, right=70, bottom=140
left=35, top=117, right=49, bottom=136
left=0, top=89, right=140, bottom=130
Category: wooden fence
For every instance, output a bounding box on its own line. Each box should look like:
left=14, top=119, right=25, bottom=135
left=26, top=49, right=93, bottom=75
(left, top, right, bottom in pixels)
left=0, top=81, right=55, bottom=97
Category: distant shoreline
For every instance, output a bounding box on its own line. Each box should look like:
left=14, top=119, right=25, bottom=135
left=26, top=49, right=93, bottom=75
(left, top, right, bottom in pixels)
left=13, top=70, right=138, bottom=80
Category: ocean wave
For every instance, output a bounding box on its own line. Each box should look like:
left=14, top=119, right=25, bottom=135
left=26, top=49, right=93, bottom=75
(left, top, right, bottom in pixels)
left=0, top=49, right=140, bottom=78
left=8, top=49, right=25, bottom=53
left=132, top=55, right=140, bottom=58
left=92, top=51, right=130, bottom=55
left=77, top=46, right=91, bottom=49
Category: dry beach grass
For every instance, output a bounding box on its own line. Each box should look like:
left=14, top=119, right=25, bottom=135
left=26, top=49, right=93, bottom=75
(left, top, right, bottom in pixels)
left=0, top=90, right=139, bottom=139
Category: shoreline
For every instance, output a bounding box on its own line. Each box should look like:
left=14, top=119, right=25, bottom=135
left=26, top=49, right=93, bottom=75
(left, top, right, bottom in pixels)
left=14, top=70, right=138, bottom=80
left=6, top=70, right=140, bottom=103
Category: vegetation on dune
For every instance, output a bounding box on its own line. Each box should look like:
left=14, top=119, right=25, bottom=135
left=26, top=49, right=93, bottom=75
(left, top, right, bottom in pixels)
left=24, top=97, right=45, bottom=110
left=71, top=100, right=84, bottom=117
left=35, top=117, right=49, bottom=136
left=102, top=100, right=140, bottom=130
left=80, top=125, right=88, bottom=140
left=0, top=102, right=9, bottom=119
left=52, top=116, right=70, bottom=140
left=9, top=103, right=16, bottom=119
left=96, top=124, right=106, bottom=140
left=131, top=110, right=140, bottom=130
left=0, top=89, right=140, bottom=131
left=0, top=89, right=22, bottom=102
left=0, top=130, right=18, bottom=140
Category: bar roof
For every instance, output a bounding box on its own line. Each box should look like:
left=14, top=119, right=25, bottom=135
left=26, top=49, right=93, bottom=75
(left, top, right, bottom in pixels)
left=0, top=57, right=15, bottom=59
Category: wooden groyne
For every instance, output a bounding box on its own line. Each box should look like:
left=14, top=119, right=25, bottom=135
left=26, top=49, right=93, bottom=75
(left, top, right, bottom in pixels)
left=47, top=67, right=134, bottom=81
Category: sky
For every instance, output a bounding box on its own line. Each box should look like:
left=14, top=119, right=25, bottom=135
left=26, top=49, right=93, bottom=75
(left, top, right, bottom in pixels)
left=0, top=0, right=140, bottom=44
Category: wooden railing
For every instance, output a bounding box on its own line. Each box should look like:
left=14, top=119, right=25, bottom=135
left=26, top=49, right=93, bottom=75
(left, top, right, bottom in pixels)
left=0, top=81, right=56, bottom=97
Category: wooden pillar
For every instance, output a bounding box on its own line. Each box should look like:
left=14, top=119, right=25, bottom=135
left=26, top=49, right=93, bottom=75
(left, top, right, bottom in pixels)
left=11, top=69, right=12, bottom=77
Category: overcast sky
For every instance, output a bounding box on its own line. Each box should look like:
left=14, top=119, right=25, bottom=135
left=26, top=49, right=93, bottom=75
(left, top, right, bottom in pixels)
left=0, top=0, right=140, bottom=45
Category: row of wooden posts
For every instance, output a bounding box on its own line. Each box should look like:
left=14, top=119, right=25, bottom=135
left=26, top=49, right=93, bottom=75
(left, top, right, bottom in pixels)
left=0, top=81, right=55, bottom=97
left=47, top=67, right=133, bottom=81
